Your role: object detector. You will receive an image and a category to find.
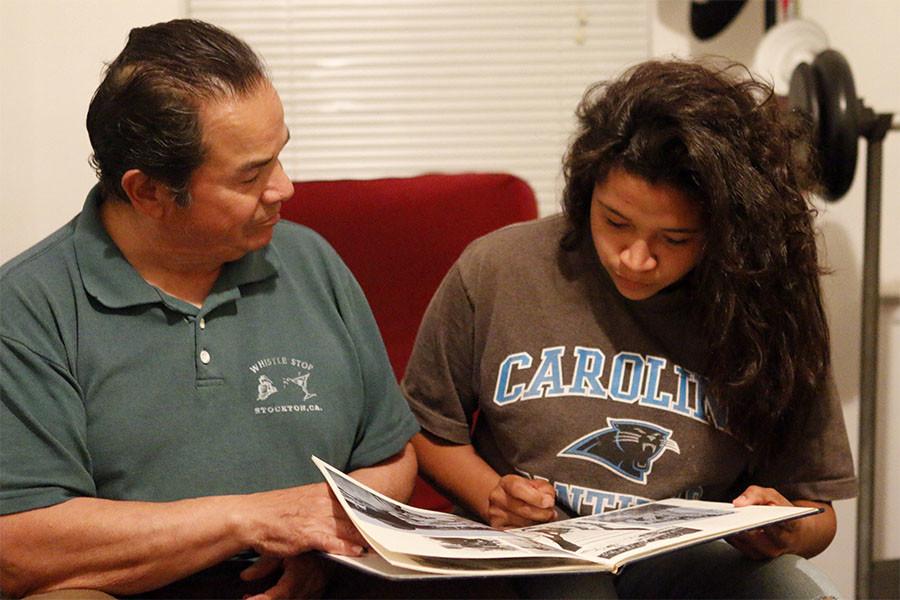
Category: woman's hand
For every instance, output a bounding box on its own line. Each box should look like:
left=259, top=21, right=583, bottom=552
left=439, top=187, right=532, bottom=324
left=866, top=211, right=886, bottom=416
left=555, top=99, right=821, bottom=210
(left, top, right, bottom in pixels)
left=726, top=485, right=836, bottom=559
left=487, top=475, right=557, bottom=528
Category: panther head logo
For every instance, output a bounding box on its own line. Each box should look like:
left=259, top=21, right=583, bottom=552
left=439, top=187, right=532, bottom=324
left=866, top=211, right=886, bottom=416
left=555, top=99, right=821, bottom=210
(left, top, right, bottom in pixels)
left=558, top=418, right=680, bottom=485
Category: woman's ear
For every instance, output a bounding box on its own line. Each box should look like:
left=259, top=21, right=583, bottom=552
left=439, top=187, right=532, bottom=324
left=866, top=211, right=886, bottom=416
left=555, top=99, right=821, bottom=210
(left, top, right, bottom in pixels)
left=120, top=170, right=174, bottom=220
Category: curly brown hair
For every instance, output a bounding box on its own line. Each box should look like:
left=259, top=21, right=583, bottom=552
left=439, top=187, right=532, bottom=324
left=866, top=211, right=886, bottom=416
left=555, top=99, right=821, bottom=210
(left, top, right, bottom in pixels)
left=561, top=59, right=827, bottom=457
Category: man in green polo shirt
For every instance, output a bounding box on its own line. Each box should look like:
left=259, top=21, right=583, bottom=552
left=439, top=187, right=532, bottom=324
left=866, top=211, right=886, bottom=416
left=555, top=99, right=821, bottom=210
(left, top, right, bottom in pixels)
left=0, top=19, right=419, bottom=599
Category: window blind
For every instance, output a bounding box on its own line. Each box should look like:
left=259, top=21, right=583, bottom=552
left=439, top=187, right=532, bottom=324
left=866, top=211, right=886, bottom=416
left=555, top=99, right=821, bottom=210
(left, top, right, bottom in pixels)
left=189, top=1, right=651, bottom=214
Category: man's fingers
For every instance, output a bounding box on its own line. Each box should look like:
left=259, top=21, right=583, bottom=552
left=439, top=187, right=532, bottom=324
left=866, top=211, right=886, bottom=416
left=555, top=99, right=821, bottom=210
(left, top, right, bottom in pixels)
left=260, top=566, right=300, bottom=600
left=308, top=531, right=366, bottom=556
left=240, top=556, right=282, bottom=581
left=305, top=513, right=365, bottom=546
left=247, top=554, right=331, bottom=600
left=333, top=515, right=367, bottom=546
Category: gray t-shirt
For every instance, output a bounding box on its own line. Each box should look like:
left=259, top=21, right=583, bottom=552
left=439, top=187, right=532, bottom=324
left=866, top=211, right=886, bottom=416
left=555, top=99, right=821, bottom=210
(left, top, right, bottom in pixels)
left=1, top=186, right=419, bottom=515
left=402, top=215, right=855, bottom=515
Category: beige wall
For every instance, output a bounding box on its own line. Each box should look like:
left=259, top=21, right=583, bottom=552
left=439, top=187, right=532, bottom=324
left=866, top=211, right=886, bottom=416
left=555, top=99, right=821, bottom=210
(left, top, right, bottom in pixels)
left=0, top=0, right=186, bottom=261
left=803, top=0, right=900, bottom=581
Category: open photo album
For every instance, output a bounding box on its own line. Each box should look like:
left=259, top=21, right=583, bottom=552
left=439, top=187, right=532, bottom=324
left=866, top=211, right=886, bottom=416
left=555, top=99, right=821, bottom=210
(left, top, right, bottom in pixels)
left=312, top=457, right=821, bottom=580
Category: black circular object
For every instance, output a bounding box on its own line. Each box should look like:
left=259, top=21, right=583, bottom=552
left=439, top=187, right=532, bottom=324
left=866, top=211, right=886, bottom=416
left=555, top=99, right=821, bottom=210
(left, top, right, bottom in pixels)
left=788, top=62, right=821, bottom=134
left=813, top=50, right=859, bottom=200
left=788, top=50, right=860, bottom=201
left=690, top=0, right=748, bottom=40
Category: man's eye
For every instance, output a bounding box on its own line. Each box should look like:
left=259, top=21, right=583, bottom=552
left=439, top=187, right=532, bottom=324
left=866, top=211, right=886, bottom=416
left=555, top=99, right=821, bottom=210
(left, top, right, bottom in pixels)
left=241, top=173, right=260, bottom=184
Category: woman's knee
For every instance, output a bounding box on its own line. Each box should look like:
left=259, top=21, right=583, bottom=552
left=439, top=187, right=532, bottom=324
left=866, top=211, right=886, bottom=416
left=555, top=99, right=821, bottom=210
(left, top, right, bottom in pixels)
left=615, top=541, right=842, bottom=599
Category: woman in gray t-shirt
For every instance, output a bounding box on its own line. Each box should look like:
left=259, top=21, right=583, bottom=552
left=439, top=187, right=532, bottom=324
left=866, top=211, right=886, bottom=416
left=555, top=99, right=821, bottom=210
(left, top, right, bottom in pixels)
left=402, top=59, right=855, bottom=599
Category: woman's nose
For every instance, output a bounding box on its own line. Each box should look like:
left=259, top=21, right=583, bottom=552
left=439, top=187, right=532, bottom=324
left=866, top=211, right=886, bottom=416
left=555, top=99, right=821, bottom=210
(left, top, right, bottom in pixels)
left=620, top=239, right=657, bottom=272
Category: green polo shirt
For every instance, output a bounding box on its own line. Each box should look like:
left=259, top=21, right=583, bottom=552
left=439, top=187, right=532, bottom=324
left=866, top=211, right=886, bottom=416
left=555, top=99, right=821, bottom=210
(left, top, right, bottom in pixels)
left=0, top=186, right=419, bottom=515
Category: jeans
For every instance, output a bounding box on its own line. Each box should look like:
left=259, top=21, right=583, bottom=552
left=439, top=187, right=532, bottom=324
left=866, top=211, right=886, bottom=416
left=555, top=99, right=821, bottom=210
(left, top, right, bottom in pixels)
left=514, top=540, right=842, bottom=599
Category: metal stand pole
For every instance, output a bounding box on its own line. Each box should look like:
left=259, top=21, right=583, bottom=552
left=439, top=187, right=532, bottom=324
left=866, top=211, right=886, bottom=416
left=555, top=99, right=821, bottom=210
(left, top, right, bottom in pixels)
left=855, top=111, right=893, bottom=600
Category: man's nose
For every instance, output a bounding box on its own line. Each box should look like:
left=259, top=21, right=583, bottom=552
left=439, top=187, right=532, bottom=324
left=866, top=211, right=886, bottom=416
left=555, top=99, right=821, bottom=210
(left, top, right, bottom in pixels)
left=263, top=160, right=294, bottom=204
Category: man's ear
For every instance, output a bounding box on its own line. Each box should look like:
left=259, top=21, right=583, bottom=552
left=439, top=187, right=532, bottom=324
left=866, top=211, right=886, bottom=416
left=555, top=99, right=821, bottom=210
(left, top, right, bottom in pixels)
left=120, top=170, right=175, bottom=220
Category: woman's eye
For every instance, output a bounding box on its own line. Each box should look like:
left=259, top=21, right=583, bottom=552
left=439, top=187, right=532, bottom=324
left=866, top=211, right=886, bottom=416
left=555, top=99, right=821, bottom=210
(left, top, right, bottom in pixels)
left=605, top=218, right=627, bottom=229
left=664, top=236, right=691, bottom=246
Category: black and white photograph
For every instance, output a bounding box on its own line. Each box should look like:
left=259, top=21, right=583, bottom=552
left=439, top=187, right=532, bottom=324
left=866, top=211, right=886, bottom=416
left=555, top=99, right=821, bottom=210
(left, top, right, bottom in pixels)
left=588, top=503, right=731, bottom=526
left=315, top=457, right=823, bottom=578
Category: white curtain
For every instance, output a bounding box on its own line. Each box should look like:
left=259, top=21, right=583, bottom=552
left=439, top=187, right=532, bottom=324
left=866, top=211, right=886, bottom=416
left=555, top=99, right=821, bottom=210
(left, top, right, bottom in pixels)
left=190, top=1, right=651, bottom=214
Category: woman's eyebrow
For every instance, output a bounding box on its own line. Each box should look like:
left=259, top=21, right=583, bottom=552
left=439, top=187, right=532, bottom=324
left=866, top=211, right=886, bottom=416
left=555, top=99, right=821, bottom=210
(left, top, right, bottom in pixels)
left=663, top=226, right=702, bottom=234
left=600, top=202, right=630, bottom=220
left=601, top=202, right=700, bottom=234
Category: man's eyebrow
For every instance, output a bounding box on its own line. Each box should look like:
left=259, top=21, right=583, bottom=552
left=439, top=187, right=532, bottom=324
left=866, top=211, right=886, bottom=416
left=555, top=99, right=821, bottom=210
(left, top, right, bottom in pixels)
left=600, top=201, right=701, bottom=234
left=238, top=127, right=291, bottom=172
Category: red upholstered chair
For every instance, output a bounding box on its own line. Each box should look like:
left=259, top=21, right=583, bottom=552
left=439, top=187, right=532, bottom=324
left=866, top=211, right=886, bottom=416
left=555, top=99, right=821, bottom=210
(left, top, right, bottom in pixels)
left=281, top=173, right=539, bottom=510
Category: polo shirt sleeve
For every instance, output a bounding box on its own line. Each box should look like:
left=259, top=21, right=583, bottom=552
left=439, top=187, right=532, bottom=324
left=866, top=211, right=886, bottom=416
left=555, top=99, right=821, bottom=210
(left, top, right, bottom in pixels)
left=328, top=258, right=420, bottom=471
left=1, top=334, right=96, bottom=515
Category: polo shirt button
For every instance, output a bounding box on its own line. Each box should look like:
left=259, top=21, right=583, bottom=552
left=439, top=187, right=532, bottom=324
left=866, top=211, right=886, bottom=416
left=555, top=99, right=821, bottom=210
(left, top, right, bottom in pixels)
left=200, top=350, right=211, bottom=364
left=199, top=318, right=206, bottom=330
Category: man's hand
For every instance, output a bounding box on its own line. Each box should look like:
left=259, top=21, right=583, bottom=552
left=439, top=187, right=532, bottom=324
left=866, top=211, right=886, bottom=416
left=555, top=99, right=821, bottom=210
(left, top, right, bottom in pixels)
left=237, top=482, right=367, bottom=558
left=241, top=554, right=332, bottom=600
left=487, top=475, right=556, bottom=528
left=0, top=447, right=413, bottom=598
left=726, top=485, right=836, bottom=559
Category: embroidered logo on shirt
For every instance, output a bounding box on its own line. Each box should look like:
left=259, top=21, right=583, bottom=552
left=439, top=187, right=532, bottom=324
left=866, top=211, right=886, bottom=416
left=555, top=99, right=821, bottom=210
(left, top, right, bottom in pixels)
left=558, top=418, right=680, bottom=485
left=257, top=375, right=278, bottom=401
left=282, top=371, right=318, bottom=400
left=248, top=356, right=323, bottom=415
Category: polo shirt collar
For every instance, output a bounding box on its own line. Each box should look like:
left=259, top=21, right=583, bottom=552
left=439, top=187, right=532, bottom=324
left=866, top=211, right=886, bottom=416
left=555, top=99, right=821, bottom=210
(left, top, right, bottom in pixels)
left=74, top=185, right=280, bottom=311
